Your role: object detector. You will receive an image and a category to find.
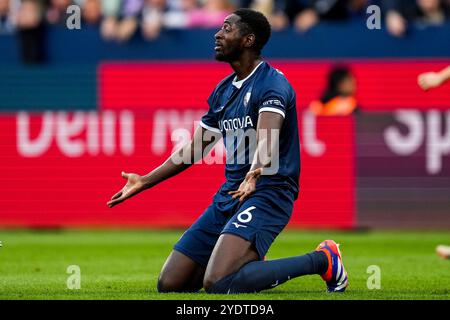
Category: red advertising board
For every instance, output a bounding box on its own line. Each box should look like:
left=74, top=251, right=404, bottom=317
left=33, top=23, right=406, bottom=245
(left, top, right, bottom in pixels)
left=1, top=61, right=449, bottom=228
left=0, top=110, right=354, bottom=228
left=100, top=61, right=450, bottom=111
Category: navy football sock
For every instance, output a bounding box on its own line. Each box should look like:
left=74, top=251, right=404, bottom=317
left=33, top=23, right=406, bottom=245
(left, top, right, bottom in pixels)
left=207, top=251, right=328, bottom=294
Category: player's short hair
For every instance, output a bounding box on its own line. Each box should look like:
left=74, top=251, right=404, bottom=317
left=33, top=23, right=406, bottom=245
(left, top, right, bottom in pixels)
left=233, top=8, right=271, bottom=55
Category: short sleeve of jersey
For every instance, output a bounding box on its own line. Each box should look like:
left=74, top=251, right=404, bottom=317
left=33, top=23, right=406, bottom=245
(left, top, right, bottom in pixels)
left=200, top=91, right=221, bottom=134
left=258, top=80, right=290, bottom=119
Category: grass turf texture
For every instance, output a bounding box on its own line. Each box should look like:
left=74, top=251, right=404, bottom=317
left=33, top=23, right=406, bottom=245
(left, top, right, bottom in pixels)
left=0, top=229, right=449, bottom=300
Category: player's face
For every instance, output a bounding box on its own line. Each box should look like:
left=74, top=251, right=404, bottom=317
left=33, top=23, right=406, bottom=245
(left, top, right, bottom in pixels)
left=338, top=74, right=356, bottom=96
left=214, top=14, right=245, bottom=62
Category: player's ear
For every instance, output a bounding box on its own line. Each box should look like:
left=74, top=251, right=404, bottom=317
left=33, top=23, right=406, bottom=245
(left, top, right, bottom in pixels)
left=243, top=33, right=256, bottom=49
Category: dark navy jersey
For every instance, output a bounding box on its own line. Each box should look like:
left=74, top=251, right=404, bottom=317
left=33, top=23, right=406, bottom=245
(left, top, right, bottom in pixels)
left=200, top=61, right=300, bottom=199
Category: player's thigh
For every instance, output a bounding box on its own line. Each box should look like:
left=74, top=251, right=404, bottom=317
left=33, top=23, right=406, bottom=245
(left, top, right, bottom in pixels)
left=161, top=201, right=229, bottom=292
left=203, top=233, right=259, bottom=290
left=204, top=187, right=295, bottom=287
left=173, top=202, right=230, bottom=268
left=223, top=186, right=295, bottom=260
left=158, top=250, right=205, bottom=292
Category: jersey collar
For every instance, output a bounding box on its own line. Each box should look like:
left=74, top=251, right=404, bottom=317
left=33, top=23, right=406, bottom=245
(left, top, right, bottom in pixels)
left=232, top=61, right=264, bottom=89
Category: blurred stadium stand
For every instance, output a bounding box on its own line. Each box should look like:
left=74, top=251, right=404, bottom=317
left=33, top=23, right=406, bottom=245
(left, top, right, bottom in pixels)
left=1, top=22, right=450, bottom=63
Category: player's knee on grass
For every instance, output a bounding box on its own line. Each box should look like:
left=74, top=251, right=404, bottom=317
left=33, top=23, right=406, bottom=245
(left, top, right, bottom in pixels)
left=203, top=271, right=227, bottom=293
left=204, top=267, right=256, bottom=294
left=157, top=250, right=205, bottom=293
left=157, top=271, right=205, bottom=293
left=157, top=276, right=194, bottom=293
left=157, top=274, right=183, bottom=293
left=204, top=272, right=236, bottom=294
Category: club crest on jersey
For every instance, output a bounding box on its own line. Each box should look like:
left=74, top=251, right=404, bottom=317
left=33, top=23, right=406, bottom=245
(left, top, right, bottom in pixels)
left=243, top=91, right=251, bottom=107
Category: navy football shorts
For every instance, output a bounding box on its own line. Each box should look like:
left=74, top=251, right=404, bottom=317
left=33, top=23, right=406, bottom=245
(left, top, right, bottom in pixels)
left=173, top=186, right=295, bottom=268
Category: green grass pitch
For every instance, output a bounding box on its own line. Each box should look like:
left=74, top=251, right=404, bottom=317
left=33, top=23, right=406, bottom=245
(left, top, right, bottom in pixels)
left=0, top=229, right=449, bottom=300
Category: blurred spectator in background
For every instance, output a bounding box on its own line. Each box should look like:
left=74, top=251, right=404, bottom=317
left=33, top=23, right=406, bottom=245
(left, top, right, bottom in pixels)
left=158, top=0, right=200, bottom=31
left=100, top=0, right=121, bottom=39
left=384, top=0, right=450, bottom=37
left=116, top=0, right=143, bottom=42
left=249, top=0, right=273, bottom=17
left=275, top=0, right=376, bottom=33
left=260, top=2, right=288, bottom=31
left=16, top=0, right=45, bottom=63
left=0, top=0, right=19, bottom=33
left=100, top=0, right=144, bottom=42
left=4, top=0, right=450, bottom=49
left=309, top=65, right=359, bottom=116
left=80, top=0, right=102, bottom=25
left=187, top=0, right=234, bottom=27
left=141, top=0, right=233, bottom=40
left=249, top=0, right=290, bottom=31
left=46, top=0, right=72, bottom=25
left=141, top=0, right=167, bottom=40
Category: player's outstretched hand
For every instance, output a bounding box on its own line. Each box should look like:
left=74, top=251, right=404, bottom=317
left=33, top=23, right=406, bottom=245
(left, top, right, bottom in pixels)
left=228, top=168, right=263, bottom=202
left=418, top=72, right=443, bottom=91
left=107, top=172, right=146, bottom=208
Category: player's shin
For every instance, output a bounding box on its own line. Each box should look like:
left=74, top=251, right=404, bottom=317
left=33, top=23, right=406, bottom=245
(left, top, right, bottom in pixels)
left=206, top=251, right=328, bottom=294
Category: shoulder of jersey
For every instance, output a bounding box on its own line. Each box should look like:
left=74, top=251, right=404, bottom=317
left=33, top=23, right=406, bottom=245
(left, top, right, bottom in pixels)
left=273, top=67, right=287, bottom=80
left=258, top=65, right=290, bottom=88
left=215, top=73, right=236, bottom=90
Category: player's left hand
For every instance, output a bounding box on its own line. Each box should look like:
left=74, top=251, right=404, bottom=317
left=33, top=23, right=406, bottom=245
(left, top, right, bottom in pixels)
left=228, top=168, right=263, bottom=202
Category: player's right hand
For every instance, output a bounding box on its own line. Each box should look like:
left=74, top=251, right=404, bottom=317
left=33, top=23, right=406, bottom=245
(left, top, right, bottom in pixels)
left=107, top=172, right=146, bottom=208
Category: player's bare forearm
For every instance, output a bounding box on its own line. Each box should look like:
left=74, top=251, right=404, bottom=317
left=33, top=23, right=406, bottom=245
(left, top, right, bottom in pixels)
left=440, top=66, right=450, bottom=83
left=140, top=146, right=199, bottom=189
left=141, top=126, right=220, bottom=188
left=418, top=65, right=450, bottom=91
left=107, top=126, right=220, bottom=208
left=249, top=111, right=284, bottom=172
left=140, top=156, right=192, bottom=189
left=107, top=151, right=193, bottom=208
left=229, top=111, right=284, bottom=201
